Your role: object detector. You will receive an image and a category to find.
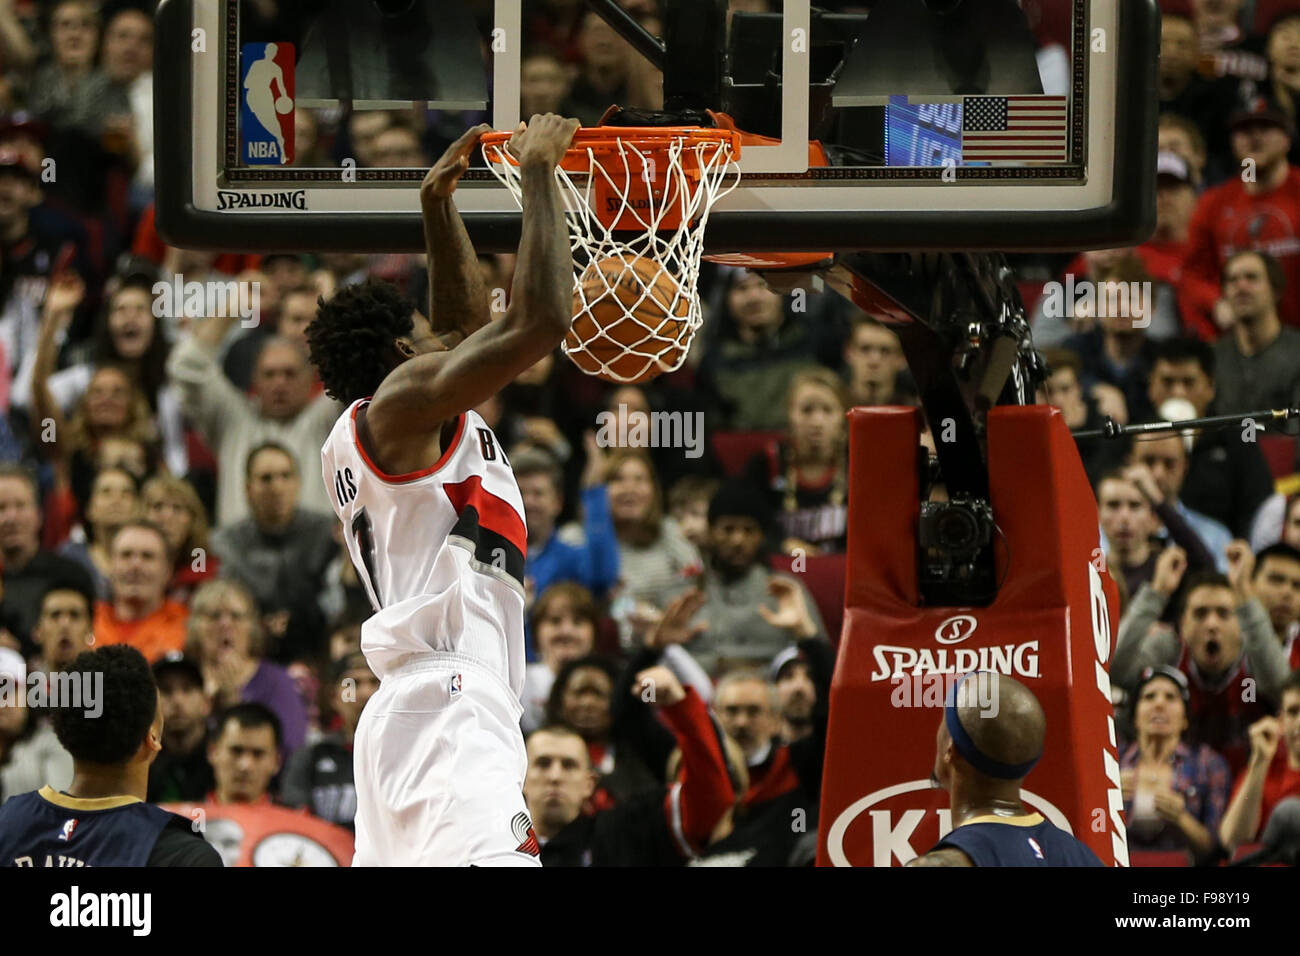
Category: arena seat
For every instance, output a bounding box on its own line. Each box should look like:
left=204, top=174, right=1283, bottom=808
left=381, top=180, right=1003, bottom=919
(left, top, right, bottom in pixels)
left=1257, top=433, right=1298, bottom=480
left=769, top=551, right=847, bottom=645
left=1254, top=0, right=1300, bottom=33
left=711, top=430, right=783, bottom=477
left=1129, top=849, right=1192, bottom=866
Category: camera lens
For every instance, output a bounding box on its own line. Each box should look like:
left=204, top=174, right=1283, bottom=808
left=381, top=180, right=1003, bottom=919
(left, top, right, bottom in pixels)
left=935, top=506, right=978, bottom=551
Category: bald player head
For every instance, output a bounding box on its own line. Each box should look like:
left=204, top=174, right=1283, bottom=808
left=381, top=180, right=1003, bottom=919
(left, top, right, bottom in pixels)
left=932, top=672, right=1046, bottom=806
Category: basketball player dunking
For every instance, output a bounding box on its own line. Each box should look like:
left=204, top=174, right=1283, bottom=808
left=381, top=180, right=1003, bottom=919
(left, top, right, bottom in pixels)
left=308, top=114, right=579, bottom=866
left=908, top=673, right=1105, bottom=867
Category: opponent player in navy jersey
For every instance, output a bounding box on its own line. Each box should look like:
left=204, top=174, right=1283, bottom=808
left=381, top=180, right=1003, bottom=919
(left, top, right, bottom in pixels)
left=308, top=115, right=579, bottom=865
left=0, top=645, right=221, bottom=867
left=908, top=672, right=1104, bottom=867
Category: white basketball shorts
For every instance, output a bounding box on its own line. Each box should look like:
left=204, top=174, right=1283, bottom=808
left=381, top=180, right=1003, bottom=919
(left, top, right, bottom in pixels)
left=351, top=651, right=541, bottom=867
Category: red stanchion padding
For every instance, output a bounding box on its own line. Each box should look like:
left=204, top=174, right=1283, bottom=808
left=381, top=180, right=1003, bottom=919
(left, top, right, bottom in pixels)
left=816, top=405, right=1126, bottom=866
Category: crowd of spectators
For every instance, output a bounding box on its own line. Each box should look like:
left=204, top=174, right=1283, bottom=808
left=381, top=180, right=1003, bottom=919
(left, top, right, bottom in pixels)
left=0, top=0, right=1299, bottom=866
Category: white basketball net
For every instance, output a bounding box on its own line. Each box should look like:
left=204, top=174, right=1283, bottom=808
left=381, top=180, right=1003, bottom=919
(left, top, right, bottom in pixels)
left=484, top=132, right=740, bottom=382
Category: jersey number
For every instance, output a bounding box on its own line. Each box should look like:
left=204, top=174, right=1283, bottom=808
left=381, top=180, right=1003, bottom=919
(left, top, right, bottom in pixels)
left=351, top=509, right=380, bottom=600
left=478, top=428, right=497, bottom=462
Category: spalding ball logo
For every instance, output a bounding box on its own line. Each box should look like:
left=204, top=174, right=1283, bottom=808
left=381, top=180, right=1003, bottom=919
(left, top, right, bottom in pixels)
left=825, top=779, right=1072, bottom=867
left=934, top=614, right=978, bottom=645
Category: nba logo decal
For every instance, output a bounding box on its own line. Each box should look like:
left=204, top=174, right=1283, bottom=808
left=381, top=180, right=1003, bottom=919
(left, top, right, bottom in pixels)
left=450, top=673, right=462, bottom=698
left=58, top=818, right=78, bottom=842
left=240, top=43, right=295, bottom=165
left=1027, top=837, right=1044, bottom=860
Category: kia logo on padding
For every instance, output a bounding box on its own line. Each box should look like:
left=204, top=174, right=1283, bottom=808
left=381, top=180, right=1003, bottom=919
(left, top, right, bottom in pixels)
left=935, top=615, right=977, bottom=645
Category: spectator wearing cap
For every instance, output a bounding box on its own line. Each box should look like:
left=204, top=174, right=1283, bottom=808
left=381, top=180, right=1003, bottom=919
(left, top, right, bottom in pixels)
left=1184, top=95, right=1300, bottom=329
left=0, top=646, right=73, bottom=802
left=29, top=575, right=95, bottom=675
left=187, top=579, right=308, bottom=761
left=685, top=481, right=826, bottom=675
left=1120, top=665, right=1230, bottom=864
left=1144, top=151, right=1223, bottom=340
left=1158, top=12, right=1241, bottom=183
left=743, top=367, right=849, bottom=557
left=1146, top=337, right=1277, bottom=541
left=1219, top=670, right=1300, bottom=854
left=95, top=521, right=189, bottom=663
left=280, top=651, right=377, bottom=829
left=1213, top=250, right=1300, bottom=412
left=207, top=703, right=283, bottom=805
left=147, top=652, right=215, bottom=804
left=513, top=442, right=618, bottom=619
left=1114, top=556, right=1292, bottom=774
left=603, top=449, right=701, bottom=648
left=1249, top=542, right=1300, bottom=669
left=0, top=465, right=96, bottom=652
left=210, top=443, right=335, bottom=663
left=166, top=304, right=342, bottom=526
left=771, top=646, right=818, bottom=744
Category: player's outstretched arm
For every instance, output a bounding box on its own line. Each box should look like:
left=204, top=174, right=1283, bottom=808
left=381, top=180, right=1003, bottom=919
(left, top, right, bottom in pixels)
left=421, top=123, right=495, bottom=343
left=368, top=114, right=579, bottom=433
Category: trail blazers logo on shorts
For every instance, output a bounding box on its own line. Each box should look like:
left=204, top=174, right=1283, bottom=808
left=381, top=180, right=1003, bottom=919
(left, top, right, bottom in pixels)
left=512, top=811, right=540, bottom=857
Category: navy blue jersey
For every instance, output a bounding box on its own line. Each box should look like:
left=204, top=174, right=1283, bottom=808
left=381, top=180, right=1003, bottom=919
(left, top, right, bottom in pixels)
left=932, top=813, right=1105, bottom=867
left=0, top=786, right=203, bottom=867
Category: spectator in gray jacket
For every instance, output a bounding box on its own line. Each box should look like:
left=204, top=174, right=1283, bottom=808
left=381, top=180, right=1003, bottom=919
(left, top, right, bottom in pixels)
left=211, top=443, right=335, bottom=663
left=166, top=309, right=341, bottom=526
left=686, top=482, right=827, bottom=675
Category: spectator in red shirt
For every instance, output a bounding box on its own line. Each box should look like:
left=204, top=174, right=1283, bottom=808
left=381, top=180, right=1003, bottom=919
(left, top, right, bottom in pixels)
left=1183, top=96, right=1300, bottom=329
left=1219, top=670, right=1300, bottom=853
left=1147, top=152, right=1222, bottom=340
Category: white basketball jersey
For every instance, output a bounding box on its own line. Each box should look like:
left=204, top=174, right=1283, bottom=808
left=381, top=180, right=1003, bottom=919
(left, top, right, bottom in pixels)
left=321, top=401, right=527, bottom=696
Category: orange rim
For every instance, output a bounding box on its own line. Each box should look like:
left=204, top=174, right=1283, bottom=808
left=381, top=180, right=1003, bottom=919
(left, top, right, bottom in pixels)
left=480, top=126, right=741, bottom=173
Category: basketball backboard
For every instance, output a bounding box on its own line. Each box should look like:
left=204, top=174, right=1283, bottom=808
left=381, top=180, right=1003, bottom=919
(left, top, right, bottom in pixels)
left=154, top=0, right=1158, bottom=254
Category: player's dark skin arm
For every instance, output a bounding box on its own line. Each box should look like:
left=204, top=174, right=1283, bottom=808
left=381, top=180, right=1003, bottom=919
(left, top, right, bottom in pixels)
left=906, top=847, right=974, bottom=867
left=420, top=124, right=495, bottom=344
left=362, top=115, right=579, bottom=476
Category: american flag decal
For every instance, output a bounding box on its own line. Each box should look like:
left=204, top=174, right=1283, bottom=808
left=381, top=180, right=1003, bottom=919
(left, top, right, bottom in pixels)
left=961, top=95, right=1068, bottom=162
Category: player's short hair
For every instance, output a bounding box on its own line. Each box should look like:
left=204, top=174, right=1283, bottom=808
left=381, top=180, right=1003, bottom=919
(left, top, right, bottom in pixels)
left=1151, top=337, right=1215, bottom=381
left=306, top=277, right=417, bottom=404
left=51, top=646, right=157, bottom=766
left=213, top=702, right=283, bottom=751
left=245, top=440, right=298, bottom=480
left=1254, top=542, right=1300, bottom=576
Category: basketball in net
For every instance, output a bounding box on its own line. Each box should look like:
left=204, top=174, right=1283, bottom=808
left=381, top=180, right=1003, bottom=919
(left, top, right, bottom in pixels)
left=481, top=121, right=741, bottom=385
left=568, top=255, right=691, bottom=383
